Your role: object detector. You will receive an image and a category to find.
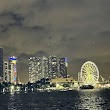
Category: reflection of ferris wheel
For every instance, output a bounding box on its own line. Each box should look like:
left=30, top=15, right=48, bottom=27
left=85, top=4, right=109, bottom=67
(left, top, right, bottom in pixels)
left=80, top=61, right=99, bottom=86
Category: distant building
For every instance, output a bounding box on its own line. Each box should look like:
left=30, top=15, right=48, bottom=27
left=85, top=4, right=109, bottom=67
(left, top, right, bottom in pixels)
left=48, top=56, right=58, bottom=79
left=0, top=47, right=3, bottom=82
left=59, top=57, right=68, bottom=78
left=42, top=56, right=49, bottom=78
left=29, top=57, right=42, bottom=83
left=29, top=57, right=37, bottom=83
left=4, top=62, right=9, bottom=82
left=29, top=56, right=68, bottom=82
left=8, top=56, right=17, bottom=84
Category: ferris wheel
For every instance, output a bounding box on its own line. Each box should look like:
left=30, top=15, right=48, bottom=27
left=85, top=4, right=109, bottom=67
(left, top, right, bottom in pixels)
left=80, top=61, right=99, bottom=86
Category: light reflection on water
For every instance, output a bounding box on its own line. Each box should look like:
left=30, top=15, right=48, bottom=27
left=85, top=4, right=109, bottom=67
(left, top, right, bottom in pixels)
left=77, top=89, right=104, bottom=110
left=8, top=93, right=16, bottom=110
left=8, top=93, right=22, bottom=110
left=0, top=89, right=110, bottom=110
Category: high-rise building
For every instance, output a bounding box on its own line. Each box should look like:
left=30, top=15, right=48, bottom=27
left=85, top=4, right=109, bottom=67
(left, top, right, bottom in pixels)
left=42, top=56, right=49, bottom=78
left=29, top=56, right=68, bottom=82
left=48, top=56, right=58, bottom=79
left=59, top=57, right=68, bottom=78
left=8, top=56, right=17, bottom=84
left=4, top=62, right=9, bottom=82
left=0, top=47, right=3, bottom=82
left=29, top=56, right=57, bottom=82
left=29, top=57, right=42, bottom=83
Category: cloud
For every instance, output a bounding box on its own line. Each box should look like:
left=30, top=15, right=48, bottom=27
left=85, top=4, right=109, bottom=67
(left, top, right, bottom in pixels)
left=0, top=0, right=110, bottom=82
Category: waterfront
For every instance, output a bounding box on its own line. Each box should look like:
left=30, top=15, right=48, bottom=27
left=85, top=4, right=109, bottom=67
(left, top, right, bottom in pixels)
left=0, top=89, right=110, bottom=110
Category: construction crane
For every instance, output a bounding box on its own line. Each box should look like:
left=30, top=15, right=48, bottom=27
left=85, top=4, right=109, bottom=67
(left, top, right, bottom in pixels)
left=100, top=75, right=105, bottom=82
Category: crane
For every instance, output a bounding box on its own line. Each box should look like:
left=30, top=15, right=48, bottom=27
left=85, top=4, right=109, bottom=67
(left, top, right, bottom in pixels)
left=100, top=75, right=105, bottom=82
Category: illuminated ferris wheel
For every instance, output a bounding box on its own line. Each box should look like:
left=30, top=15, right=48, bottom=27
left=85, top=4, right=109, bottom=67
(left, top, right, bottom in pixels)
left=80, top=61, right=99, bottom=86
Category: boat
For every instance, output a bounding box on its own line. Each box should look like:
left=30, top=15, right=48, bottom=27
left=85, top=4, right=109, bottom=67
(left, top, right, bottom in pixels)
left=80, top=85, right=94, bottom=89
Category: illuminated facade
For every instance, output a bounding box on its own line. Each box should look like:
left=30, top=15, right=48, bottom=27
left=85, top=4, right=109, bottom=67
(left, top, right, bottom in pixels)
left=4, top=62, right=9, bottom=82
left=48, top=56, right=58, bottom=79
left=0, top=47, right=3, bottom=82
left=8, top=56, right=17, bottom=84
left=29, top=56, right=68, bottom=82
left=59, top=57, right=68, bottom=78
left=29, top=57, right=42, bottom=83
left=29, top=56, right=50, bottom=82
left=42, top=56, right=49, bottom=78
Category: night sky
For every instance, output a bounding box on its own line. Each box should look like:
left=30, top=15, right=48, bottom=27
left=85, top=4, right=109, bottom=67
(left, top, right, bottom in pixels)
left=0, top=0, right=110, bottom=83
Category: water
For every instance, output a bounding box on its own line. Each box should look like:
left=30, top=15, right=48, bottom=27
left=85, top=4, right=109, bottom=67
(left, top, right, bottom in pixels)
left=0, top=89, right=110, bottom=110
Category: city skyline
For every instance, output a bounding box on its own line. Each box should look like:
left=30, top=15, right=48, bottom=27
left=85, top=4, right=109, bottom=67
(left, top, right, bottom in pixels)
left=29, top=56, right=68, bottom=83
left=0, top=0, right=110, bottom=83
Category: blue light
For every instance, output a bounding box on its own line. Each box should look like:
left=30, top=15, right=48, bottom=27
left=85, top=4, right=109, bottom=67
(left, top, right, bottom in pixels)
left=9, top=57, right=17, bottom=60
left=65, top=57, right=68, bottom=62
left=14, top=77, right=16, bottom=81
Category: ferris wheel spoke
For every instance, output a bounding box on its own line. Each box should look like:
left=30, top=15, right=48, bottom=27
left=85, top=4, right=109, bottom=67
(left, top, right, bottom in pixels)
left=82, top=74, right=88, bottom=78
left=92, top=75, right=98, bottom=81
left=90, top=71, right=96, bottom=76
left=87, top=63, right=90, bottom=67
left=91, top=67, right=96, bottom=73
left=83, top=69, right=89, bottom=74
left=91, top=67, right=98, bottom=73
left=85, top=77, right=90, bottom=83
left=82, top=75, right=87, bottom=81
left=91, top=65, right=96, bottom=71
left=84, top=64, right=89, bottom=70
left=89, top=63, right=92, bottom=67
left=86, top=64, right=90, bottom=69
left=82, top=76, right=87, bottom=80
left=91, top=70, right=96, bottom=74
left=90, top=66, right=95, bottom=72
left=82, top=74, right=88, bottom=76
left=91, top=63, right=96, bottom=70
left=83, top=66, right=88, bottom=71
left=92, top=72, right=98, bottom=75
left=92, top=72, right=99, bottom=77
left=82, top=70, right=88, bottom=74
left=92, top=75, right=98, bottom=80
left=92, top=74, right=98, bottom=78
left=82, top=67, right=87, bottom=73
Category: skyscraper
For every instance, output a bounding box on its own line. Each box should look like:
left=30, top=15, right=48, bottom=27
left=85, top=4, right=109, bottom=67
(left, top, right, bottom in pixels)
left=59, top=57, right=68, bottom=78
left=42, top=56, right=49, bottom=78
left=29, top=56, right=68, bottom=82
left=0, top=47, right=3, bottom=82
left=4, top=62, right=9, bottom=82
left=29, top=57, right=42, bottom=83
left=8, top=56, right=17, bottom=84
left=48, top=56, right=58, bottom=79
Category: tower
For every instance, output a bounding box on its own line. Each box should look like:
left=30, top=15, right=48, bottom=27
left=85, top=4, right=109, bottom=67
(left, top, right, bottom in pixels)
left=48, top=56, right=58, bottom=79
left=42, top=56, right=49, bottom=79
left=8, top=56, right=17, bottom=84
left=4, top=62, right=9, bottom=82
left=29, top=57, right=42, bottom=83
left=59, top=57, right=68, bottom=78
